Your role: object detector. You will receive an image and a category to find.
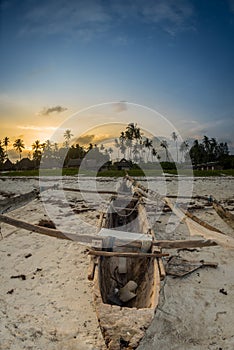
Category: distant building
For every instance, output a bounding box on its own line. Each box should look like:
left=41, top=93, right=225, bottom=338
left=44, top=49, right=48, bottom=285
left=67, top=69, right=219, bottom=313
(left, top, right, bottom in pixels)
left=98, top=161, right=112, bottom=172
left=114, top=158, right=132, bottom=170
left=17, top=158, right=35, bottom=170
left=2, top=158, right=15, bottom=171
left=195, top=162, right=223, bottom=171
left=66, top=158, right=82, bottom=168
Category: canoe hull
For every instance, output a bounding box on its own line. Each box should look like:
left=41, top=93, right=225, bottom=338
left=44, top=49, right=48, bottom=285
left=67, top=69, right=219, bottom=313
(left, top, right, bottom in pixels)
left=93, top=257, right=160, bottom=350
left=92, top=188, right=161, bottom=349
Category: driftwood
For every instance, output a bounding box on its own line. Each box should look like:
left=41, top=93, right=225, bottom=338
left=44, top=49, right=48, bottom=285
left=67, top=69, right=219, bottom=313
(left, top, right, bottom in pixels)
left=0, top=189, right=40, bottom=214
left=166, top=256, right=218, bottom=277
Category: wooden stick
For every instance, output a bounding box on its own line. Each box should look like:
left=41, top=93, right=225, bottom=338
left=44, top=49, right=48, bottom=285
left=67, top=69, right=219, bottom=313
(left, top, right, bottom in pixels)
left=0, top=214, right=72, bottom=240
left=157, top=258, right=166, bottom=280
left=88, top=250, right=169, bottom=258
left=183, top=210, right=224, bottom=233
left=153, top=239, right=218, bottom=249
left=0, top=214, right=218, bottom=250
left=63, top=187, right=118, bottom=195
left=87, top=256, right=97, bottom=280
left=213, top=201, right=234, bottom=230
left=200, top=261, right=218, bottom=268
left=0, top=214, right=142, bottom=249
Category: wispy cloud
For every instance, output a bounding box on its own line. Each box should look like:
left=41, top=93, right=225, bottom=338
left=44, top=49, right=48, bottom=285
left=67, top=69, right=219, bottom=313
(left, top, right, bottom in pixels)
left=76, top=133, right=111, bottom=146
left=141, top=0, right=195, bottom=35
left=112, top=0, right=195, bottom=36
left=178, top=119, right=225, bottom=139
left=20, top=0, right=111, bottom=40
left=39, top=106, right=68, bottom=116
left=16, top=0, right=195, bottom=40
left=112, top=101, right=128, bottom=113
left=17, top=125, right=58, bottom=131
left=228, top=0, right=234, bottom=12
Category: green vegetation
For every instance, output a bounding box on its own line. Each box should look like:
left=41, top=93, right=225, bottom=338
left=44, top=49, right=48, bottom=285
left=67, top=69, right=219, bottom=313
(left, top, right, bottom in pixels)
left=1, top=167, right=234, bottom=177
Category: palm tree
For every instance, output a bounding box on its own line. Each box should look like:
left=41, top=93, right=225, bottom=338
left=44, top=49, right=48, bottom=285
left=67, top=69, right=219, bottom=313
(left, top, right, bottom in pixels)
left=126, top=123, right=135, bottom=140
left=53, top=142, right=59, bottom=157
left=42, top=140, right=53, bottom=159
left=64, top=129, right=73, bottom=148
left=13, top=138, right=25, bottom=160
left=120, top=143, right=127, bottom=159
left=4, top=137, right=10, bottom=158
left=114, top=139, right=120, bottom=160
left=108, top=147, right=113, bottom=160
left=125, top=128, right=133, bottom=160
left=119, top=132, right=126, bottom=157
left=132, top=144, right=140, bottom=162
left=100, top=144, right=105, bottom=152
left=125, top=123, right=142, bottom=160
left=88, top=143, right=93, bottom=151
left=189, top=139, right=205, bottom=165
left=171, top=132, right=178, bottom=162
left=202, top=135, right=211, bottom=162
left=119, top=131, right=125, bottom=145
left=151, top=148, right=157, bottom=162
left=160, top=140, right=169, bottom=161
left=210, top=137, right=218, bottom=160
left=143, top=138, right=153, bottom=162
left=0, top=140, right=6, bottom=165
left=179, top=140, right=189, bottom=162
left=32, top=140, right=42, bottom=166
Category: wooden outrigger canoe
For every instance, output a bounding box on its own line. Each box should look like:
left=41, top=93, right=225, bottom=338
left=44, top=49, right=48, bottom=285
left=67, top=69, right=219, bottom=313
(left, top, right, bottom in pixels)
left=0, top=178, right=229, bottom=350
left=90, top=180, right=162, bottom=350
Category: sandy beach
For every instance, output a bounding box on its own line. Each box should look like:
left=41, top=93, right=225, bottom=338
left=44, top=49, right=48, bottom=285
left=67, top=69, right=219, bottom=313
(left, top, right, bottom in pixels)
left=0, top=176, right=234, bottom=350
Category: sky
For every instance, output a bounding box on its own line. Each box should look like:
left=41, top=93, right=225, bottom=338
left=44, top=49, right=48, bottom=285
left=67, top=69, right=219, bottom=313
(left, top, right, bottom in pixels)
left=0, top=0, right=234, bottom=158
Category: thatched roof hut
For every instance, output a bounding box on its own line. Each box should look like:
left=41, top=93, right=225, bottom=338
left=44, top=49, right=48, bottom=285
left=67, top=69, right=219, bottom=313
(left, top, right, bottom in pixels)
left=17, top=158, right=35, bottom=170
left=2, top=158, right=15, bottom=171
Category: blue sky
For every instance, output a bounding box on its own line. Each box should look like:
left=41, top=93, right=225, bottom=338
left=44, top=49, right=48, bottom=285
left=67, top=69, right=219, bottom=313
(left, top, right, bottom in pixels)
left=0, top=0, right=234, bottom=153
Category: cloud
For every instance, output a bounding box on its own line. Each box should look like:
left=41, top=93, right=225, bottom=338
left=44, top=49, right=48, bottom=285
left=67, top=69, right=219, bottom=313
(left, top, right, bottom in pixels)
left=15, top=0, right=195, bottom=40
left=76, top=134, right=96, bottom=145
left=76, top=133, right=112, bottom=146
left=178, top=119, right=227, bottom=140
left=113, top=101, right=128, bottom=113
left=143, top=0, right=195, bottom=34
left=39, top=106, right=68, bottom=116
left=17, top=125, right=58, bottom=131
left=112, top=0, right=195, bottom=35
left=19, top=0, right=111, bottom=40
left=228, top=0, right=234, bottom=12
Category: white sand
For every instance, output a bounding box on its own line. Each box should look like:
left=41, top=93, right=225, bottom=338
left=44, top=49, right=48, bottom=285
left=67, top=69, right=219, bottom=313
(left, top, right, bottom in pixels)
left=0, top=176, right=234, bottom=350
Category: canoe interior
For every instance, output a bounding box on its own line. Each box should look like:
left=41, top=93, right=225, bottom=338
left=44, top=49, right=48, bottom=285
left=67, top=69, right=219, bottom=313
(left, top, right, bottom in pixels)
left=99, top=256, right=157, bottom=308
left=98, top=191, right=159, bottom=309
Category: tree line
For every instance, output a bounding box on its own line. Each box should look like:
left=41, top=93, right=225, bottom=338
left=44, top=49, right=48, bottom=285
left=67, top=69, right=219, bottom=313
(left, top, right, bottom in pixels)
left=0, top=124, right=232, bottom=169
left=189, top=136, right=230, bottom=166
